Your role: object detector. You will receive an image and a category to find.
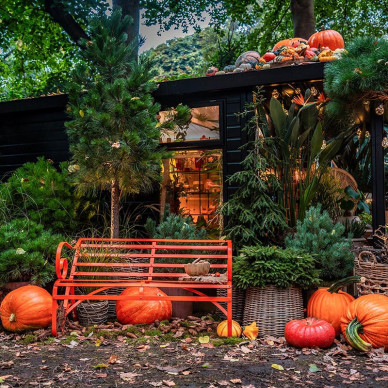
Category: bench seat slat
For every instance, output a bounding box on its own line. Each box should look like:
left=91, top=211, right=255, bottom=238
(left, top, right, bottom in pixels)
left=79, top=244, right=228, bottom=251
left=77, top=253, right=228, bottom=259
left=75, top=262, right=227, bottom=268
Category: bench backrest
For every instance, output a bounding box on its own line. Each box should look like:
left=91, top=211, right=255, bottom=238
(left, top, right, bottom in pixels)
left=68, top=238, right=232, bottom=282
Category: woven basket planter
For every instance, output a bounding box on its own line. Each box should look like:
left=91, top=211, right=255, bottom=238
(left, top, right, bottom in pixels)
left=77, top=300, right=109, bottom=327
left=113, top=256, right=148, bottom=280
left=102, top=287, right=125, bottom=321
left=243, top=285, right=304, bottom=337
left=355, top=250, right=388, bottom=297
left=216, top=288, right=246, bottom=324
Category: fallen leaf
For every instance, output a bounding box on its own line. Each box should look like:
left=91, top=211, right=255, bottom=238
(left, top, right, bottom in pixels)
left=120, top=372, right=141, bottom=382
left=95, top=339, right=102, bottom=347
left=162, top=380, right=176, bottom=386
left=271, top=364, right=284, bottom=371
left=108, top=355, right=118, bottom=364
left=198, top=336, right=210, bottom=344
left=309, top=364, right=321, bottom=373
left=93, top=364, right=108, bottom=369
left=96, top=373, right=107, bottom=378
left=230, top=378, right=242, bottom=384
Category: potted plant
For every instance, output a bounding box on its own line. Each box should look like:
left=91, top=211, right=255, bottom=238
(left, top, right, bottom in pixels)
left=233, top=245, right=319, bottom=336
left=0, top=218, right=63, bottom=296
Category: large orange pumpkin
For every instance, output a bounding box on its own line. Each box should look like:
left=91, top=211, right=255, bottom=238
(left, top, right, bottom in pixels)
left=272, top=38, right=307, bottom=51
left=307, top=276, right=361, bottom=336
left=116, top=287, right=172, bottom=325
left=308, top=29, right=344, bottom=51
left=341, top=294, right=388, bottom=352
left=0, top=285, right=52, bottom=332
left=216, top=320, right=242, bottom=337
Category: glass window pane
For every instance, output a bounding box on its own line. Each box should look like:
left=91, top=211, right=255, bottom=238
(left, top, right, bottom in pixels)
left=159, top=105, right=220, bottom=143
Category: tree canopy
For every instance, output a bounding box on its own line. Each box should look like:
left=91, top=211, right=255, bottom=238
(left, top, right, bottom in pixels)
left=1, top=0, right=387, bottom=101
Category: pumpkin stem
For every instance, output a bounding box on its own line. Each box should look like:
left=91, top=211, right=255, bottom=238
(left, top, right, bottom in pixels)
left=327, top=276, right=362, bottom=293
left=345, top=317, right=372, bottom=352
left=9, top=313, right=16, bottom=323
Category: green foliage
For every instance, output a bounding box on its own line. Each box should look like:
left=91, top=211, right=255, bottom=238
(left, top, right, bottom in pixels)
left=221, top=141, right=287, bottom=251
left=66, top=10, right=190, bottom=236
left=285, top=204, right=354, bottom=282
left=0, top=0, right=108, bottom=101
left=145, top=211, right=207, bottom=240
left=324, top=36, right=388, bottom=121
left=311, top=172, right=342, bottom=221
left=233, top=245, right=319, bottom=290
left=341, top=218, right=365, bottom=239
left=249, top=89, right=344, bottom=226
left=0, top=158, right=76, bottom=234
left=0, top=218, right=64, bottom=285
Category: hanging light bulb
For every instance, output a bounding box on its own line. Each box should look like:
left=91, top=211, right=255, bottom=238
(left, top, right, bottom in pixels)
left=310, top=86, right=318, bottom=96
left=321, top=140, right=327, bottom=150
left=382, top=137, right=388, bottom=148
left=376, top=104, right=385, bottom=115
left=365, top=131, right=370, bottom=138
left=356, top=128, right=362, bottom=138
left=272, top=89, right=280, bottom=99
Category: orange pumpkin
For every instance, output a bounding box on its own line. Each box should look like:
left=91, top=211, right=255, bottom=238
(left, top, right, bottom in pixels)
left=341, top=294, right=388, bottom=352
left=272, top=38, right=307, bottom=51
left=0, top=285, right=52, bottom=332
left=217, top=320, right=242, bottom=337
left=116, top=287, right=172, bottom=325
left=307, top=276, right=361, bottom=336
left=308, top=29, right=344, bottom=51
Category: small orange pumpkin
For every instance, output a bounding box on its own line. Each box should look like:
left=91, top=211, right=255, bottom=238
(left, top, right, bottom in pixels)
left=217, top=320, right=242, bottom=337
left=307, top=276, right=361, bottom=336
left=0, top=285, right=52, bottom=332
left=273, top=38, right=308, bottom=51
left=308, top=29, right=345, bottom=51
left=116, top=287, right=172, bottom=325
left=243, top=322, right=259, bottom=340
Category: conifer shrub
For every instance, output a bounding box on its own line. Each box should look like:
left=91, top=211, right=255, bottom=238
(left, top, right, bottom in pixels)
left=0, top=158, right=76, bottom=234
left=0, top=218, right=64, bottom=286
left=233, top=245, right=319, bottom=290
left=145, top=210, right=207, bottom=240
left=285, top=204, right=354, bottom=282
left=221, top=141, right=287, bottom=252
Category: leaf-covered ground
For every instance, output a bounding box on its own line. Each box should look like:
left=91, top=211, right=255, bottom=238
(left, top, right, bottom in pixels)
left=0, top=316, right=387, bottom=387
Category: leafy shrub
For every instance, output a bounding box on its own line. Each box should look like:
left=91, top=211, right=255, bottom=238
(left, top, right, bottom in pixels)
left=285, top=204, right=354, bottom=281
left=145, top=211, right=207, bottom=240
left=0, top=158, right=76, bottom=234
left=0, top=219, right=64, bottom=286
left=233, top=245, right=319, bottom=290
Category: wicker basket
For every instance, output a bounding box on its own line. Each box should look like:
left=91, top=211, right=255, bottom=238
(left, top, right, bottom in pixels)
left=102, top=287, right=125, bottom=321
left=355, top=250, right=388, bottom=296
left=243, top=285, right=304, bottom=337
left=216, top=288, right=246, bottom=324
left=77, top=300, right=109, bottom=326
left=113, top=256, right=148, bottom=279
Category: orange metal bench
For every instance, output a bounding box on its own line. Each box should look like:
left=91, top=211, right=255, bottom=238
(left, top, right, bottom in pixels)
left=52, top=238, right=233, bottom=336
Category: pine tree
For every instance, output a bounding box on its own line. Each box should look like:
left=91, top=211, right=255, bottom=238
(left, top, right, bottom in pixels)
left=65, top=10, right=189, bottom=238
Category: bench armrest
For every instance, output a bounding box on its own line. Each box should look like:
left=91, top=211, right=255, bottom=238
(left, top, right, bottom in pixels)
left=56, top=242, right=75, bottom=280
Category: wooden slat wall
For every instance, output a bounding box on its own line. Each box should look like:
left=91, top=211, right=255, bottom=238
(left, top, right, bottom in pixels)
left=0, top=95, right=70, bottom=179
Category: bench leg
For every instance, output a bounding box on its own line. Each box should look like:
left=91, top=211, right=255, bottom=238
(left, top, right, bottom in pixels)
left=70, top=287, right=77, bottom=321
left=52, top=299, right=58, bottom=337
left=227, top=286, right=233, bottom=337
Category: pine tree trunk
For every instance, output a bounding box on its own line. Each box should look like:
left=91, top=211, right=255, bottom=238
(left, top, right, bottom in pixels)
left=112, top=0, right=140, bottom=59
left=290, top=0, right=316, bottom=39
left=111, top=180, right=120, bottom=239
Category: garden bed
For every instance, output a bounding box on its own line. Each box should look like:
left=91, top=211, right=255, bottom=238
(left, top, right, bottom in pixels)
left=0, top=318, right=388, bottom=387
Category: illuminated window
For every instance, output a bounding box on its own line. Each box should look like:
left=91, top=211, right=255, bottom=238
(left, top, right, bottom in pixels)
left=159, top=105, right=220, bottom=143
left=160, top=150, right=222, bottom=229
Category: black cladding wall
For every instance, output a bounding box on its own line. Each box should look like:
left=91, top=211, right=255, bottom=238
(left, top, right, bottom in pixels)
left=0, top=94, right=70, bottom=179
left=0, top=63, right=325, bottom=205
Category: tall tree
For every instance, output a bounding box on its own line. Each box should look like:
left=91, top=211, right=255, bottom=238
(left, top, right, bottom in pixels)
left=290, top=0, right=315, bottom=39
left=65, top=9, right=190, bottom=238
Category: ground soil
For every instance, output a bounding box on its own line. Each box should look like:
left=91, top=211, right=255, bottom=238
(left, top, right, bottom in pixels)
left=0, top=317, right=387, bottom=387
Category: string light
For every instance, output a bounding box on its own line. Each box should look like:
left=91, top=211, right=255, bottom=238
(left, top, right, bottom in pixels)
left=272, top=89, right=280, bottom=99
left=382, top=137, right=388, bottom=148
